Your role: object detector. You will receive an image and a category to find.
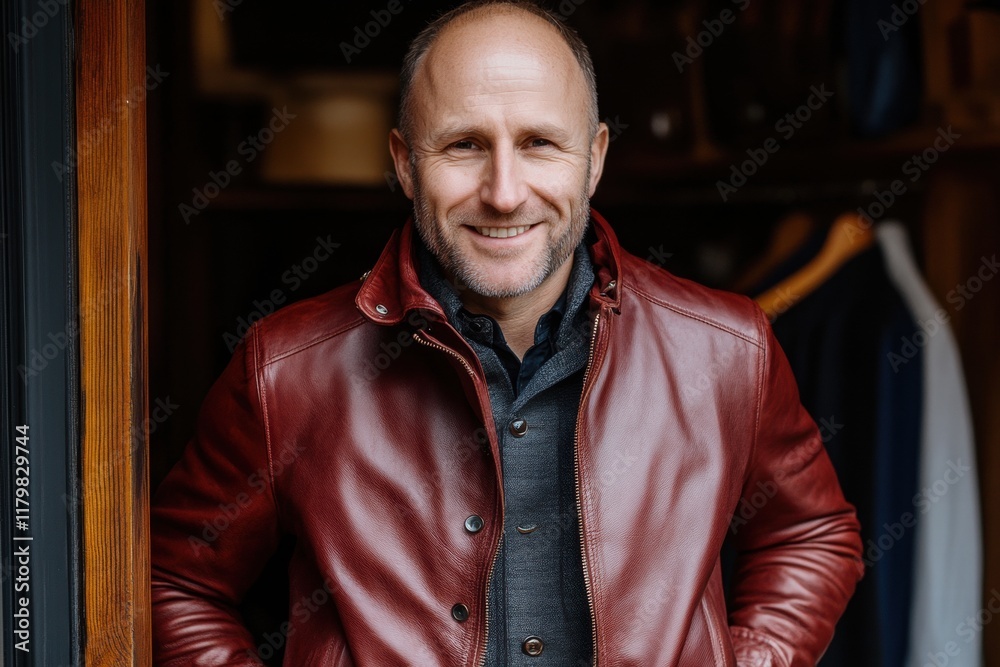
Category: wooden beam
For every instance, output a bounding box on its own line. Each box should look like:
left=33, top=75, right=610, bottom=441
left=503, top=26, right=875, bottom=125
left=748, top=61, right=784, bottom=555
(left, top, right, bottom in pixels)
left=75, top=0, right=151, bottom=663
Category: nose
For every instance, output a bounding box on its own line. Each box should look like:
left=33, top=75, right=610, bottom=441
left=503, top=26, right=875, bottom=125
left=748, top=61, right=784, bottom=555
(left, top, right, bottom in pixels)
left=479, top=145, right=527, bottom=214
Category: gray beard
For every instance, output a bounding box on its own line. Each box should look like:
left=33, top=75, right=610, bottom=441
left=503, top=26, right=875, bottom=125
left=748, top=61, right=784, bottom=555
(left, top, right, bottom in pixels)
left=411, top=164, right=591, bottom=299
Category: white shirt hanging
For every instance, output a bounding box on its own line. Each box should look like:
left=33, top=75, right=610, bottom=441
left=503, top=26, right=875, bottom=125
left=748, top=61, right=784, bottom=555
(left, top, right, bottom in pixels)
left=876, top=221, right=983, bottom=667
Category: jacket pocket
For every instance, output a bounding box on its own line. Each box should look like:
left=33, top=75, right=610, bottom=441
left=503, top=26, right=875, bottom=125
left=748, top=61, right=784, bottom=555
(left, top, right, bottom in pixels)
left=729, top=625, right=787, bottom=667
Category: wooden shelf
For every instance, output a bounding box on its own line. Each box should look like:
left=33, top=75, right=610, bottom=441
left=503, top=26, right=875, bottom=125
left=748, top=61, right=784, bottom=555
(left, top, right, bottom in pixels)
left=609, top=125, right=1000, bottom=181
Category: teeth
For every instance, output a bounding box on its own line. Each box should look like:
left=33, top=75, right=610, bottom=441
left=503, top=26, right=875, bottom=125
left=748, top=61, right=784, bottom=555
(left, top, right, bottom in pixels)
left=474, top=225, right=532, bottom=239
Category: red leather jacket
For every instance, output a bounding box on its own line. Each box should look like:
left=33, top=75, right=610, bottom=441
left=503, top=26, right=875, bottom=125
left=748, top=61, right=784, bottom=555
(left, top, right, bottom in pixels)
left=151, top=209, right=864, bottom=666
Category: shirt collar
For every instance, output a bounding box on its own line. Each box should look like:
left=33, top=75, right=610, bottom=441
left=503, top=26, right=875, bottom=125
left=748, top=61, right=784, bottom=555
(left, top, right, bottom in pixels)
left=354, top=209, right=622, bottom=327
left=414, top=226, right=596, bottom=352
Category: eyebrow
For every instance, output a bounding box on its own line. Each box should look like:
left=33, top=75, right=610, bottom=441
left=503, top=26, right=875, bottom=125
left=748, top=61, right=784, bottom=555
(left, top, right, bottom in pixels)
left=429, top=122, right=574, bottom=145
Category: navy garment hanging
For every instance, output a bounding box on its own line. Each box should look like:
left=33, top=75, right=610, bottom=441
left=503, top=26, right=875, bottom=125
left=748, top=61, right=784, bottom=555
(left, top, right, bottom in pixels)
left=728, top=225, right=922, bottom=667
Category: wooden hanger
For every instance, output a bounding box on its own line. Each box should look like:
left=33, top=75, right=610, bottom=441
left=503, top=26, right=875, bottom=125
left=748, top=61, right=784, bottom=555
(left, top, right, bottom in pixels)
left=755, top=212, right=875, bottom=321
left=731, top=210, right=817, bottom=293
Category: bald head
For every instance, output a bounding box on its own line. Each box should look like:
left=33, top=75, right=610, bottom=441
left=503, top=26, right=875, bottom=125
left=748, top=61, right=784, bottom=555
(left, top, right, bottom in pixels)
left=398, top=1, right=599, bottom=143
left=386, top=0, right=609, bottom=304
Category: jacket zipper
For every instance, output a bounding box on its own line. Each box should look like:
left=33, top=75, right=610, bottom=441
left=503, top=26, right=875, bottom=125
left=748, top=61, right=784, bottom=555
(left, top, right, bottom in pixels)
left=574, top=309, right=604, bottom=666
left=476, top=533, right=502, bottom=667
left=413, top=305, right=606, bottom=667
left=411, top=330, right=504, bottom=667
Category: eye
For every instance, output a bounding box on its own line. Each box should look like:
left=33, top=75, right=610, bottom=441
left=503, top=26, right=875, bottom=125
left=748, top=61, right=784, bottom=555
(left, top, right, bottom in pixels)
left=528, top=138, right=553, bottom=148
left=451, top=139, right=478, bottom=151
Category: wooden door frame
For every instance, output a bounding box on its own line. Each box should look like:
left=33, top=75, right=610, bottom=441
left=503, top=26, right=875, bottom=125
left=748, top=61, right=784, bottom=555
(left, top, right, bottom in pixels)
left=75, top=0, right=151, bottom=663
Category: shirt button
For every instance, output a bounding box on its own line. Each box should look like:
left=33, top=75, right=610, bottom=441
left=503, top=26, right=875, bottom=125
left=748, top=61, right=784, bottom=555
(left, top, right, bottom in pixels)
left=522, top=636, right=544, bottom=656
left=508, top=418, right=528, bottom=437
left=464, top=515, right=484, bottom=533
left=451, top=603, right=469, bottom=622
left=469, top=320, right=484, bottom=332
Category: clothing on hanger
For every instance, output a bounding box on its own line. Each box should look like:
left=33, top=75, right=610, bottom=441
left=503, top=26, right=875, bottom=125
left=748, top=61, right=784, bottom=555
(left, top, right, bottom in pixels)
left=731, top=211, right=817, bottom=294
left=755, top=212, right=875, bottom=321
left=876, top=221, right=983, bottom=667
left=843, top=0, right=923, bottom=137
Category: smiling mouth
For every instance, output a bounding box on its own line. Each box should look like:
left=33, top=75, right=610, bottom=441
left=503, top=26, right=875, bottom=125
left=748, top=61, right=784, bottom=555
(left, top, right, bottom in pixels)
left=472, top=224, right=535, bottom=239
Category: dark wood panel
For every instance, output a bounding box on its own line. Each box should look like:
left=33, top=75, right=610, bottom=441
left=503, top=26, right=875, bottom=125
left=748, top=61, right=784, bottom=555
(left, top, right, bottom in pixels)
left=923, top=160, right=1000, bottom=667
left=75, top=0, right=151, bottom=663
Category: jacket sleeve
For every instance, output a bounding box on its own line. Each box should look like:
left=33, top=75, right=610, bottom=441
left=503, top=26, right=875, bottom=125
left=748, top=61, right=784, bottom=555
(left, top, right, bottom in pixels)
left=727, top=308, right=865, bottom=667
left=151, top=326, right=281, bottom=666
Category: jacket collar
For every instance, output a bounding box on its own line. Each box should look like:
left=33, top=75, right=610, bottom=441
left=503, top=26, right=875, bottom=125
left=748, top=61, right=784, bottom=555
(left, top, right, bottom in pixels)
left=355, top=207, right=623, bottom=326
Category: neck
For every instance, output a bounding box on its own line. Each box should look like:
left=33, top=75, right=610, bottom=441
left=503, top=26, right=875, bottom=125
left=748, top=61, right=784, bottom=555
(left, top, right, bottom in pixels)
left=450, top=255, right=574, bottom=361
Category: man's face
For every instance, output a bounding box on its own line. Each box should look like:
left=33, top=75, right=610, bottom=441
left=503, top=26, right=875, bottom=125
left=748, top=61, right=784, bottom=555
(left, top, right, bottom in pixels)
left=390, top=11, right=609, bottom=298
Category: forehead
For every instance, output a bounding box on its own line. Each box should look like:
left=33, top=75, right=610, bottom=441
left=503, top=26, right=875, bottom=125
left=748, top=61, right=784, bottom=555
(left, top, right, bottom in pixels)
left=410, top=10, right=590, bottom=134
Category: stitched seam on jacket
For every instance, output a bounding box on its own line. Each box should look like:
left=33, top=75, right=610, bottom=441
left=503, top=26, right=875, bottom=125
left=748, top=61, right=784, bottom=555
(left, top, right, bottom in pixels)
left=749, top=305, right=767, bottom=485
left=586, top=312, right=612, bottom=663
left=625, top=284, right=762, bottom=348
left=250, top=323, right=281, bottom=518
left=700, top=595, right=726, bottom=665
left=262, top=316, right=367, bottom=366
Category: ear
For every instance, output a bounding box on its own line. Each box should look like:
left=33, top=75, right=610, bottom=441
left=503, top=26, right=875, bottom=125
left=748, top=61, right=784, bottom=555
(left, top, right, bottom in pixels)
left=388, top=128, right=415, bottom=199
left=587, top=122, right=610, bottom=197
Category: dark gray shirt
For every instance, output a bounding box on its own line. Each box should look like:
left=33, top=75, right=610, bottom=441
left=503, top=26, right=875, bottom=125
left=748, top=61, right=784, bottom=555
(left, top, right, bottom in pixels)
left=415, top=231, right=596, bottom=666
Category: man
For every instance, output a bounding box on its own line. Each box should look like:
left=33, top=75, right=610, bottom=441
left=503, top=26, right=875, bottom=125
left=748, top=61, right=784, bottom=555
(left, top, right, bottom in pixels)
left=151, top=2, right=864, bottom=665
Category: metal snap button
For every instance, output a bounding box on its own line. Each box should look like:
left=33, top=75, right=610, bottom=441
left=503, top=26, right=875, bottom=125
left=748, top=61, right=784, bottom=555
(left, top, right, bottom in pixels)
left=508, top=418, right=528, bottom=437
left=451, top=603, right=470, bottom=622
left=464, top=515, right=484, bottom=533
left=521, top=636, right=544, bottom=656
left=375, top=304, right=389, bottom=315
